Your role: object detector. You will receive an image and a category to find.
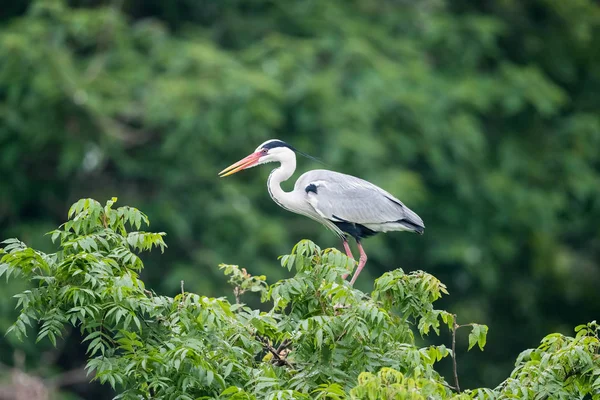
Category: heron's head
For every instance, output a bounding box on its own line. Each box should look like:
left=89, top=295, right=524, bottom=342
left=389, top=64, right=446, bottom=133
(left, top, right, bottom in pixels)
left=218, top=139, right=296, bottom=177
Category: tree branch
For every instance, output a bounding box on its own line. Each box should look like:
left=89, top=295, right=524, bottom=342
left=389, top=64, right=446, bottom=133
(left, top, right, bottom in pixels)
left=257, top=336, right=292, bottom=368
left=452, top=314, right=461, bottom=393
left=275, top=339, right=291, bottom=354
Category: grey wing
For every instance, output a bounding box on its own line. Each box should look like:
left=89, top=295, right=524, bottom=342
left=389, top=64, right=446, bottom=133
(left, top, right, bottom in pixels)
left=295, top=170, right=424, bottom=231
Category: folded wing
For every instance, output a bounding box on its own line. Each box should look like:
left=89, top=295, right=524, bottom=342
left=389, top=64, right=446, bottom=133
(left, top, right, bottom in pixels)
left=295, top=170, right=424, bottom=233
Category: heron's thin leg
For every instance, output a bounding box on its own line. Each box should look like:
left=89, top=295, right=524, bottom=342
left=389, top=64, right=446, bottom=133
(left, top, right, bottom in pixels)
left=349, top=240, right=368, bottom=286
left=341, top=239, right=355, bottom=280
left=342, top=240, right=354, bottom=259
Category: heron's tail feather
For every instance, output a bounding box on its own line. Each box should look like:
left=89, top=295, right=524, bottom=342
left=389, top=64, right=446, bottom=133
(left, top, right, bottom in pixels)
left=397, top=218, right=425, bottom=235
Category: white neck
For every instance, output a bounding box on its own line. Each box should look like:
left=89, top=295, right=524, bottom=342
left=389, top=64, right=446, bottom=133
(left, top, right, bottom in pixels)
left=267, top=153, right=297, bottom=211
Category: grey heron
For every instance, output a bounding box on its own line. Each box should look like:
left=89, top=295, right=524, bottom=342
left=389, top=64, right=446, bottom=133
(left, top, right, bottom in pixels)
left=218, top=139, right=425, bottom=285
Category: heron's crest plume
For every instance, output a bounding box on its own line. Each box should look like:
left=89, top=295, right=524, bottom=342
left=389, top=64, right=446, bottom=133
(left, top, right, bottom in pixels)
left=259, top=139, right=326, bottom=166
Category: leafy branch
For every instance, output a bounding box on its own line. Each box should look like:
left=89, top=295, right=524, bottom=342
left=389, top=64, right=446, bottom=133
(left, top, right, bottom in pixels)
left=219, top=264, right=267, bottom=305
left=449, top=314, right=489, bottom=393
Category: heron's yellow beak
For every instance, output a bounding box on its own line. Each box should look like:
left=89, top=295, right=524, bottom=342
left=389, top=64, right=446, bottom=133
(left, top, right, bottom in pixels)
left=218, top=152, right=262, bottom=177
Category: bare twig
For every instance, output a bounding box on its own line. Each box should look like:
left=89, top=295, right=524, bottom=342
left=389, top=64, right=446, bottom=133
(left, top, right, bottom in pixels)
left=275, top=339, right=291, bottom=354
left=335, top=329, right=347, bottom=343
left=178, top=280, right=185, bottom=309
left=452, top=314, right=461, bottom=393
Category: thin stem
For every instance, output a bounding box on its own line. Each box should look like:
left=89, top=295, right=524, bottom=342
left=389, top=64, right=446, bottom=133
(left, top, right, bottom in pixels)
left=452, top=314, right=461, bottom=393
left=233, top=287, right=241, bottom=305
left=442, top=382, right=458, bottom=391
left=178, top=280, right=185, bottom=309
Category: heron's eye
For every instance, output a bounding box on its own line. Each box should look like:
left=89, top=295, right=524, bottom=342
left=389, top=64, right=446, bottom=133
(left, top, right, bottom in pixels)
left=260, top=148, right=268, bottom=154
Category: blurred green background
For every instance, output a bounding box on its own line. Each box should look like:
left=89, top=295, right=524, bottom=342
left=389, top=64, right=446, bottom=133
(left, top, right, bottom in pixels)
left=1, top=0, right=599, bottom=398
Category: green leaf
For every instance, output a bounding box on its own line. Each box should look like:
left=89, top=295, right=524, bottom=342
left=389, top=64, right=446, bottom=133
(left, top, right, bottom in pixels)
left=468, top=324, right=489, bottom=351
left=221, top=386, right=242, bottom=395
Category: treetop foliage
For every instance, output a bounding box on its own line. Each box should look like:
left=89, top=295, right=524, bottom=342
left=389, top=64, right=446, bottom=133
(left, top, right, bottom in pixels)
left=1, top=199, right=599, bottom=399
left=2, top=0, right=600, bottom=390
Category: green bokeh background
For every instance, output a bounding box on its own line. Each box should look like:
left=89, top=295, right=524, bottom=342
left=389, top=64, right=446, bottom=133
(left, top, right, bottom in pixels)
left=1, top=0, right=599, bottom=398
